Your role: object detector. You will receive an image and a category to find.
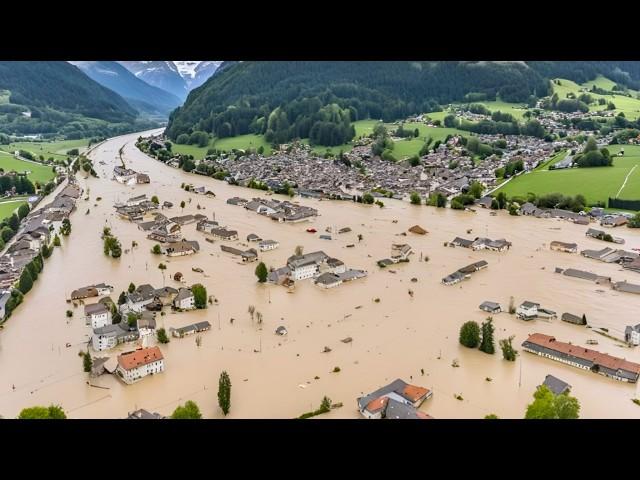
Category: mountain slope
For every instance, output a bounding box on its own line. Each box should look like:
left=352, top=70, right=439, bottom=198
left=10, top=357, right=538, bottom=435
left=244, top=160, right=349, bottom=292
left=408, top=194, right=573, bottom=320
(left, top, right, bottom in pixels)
left=119, top=61, right=188, bottom=100
left=70, top=61, right=182, bottom=116
left=0, top=61, right=158, bottom=139
left=165, top=61, right=551, bottom=143
left=0, top=61, right=136, bottom=122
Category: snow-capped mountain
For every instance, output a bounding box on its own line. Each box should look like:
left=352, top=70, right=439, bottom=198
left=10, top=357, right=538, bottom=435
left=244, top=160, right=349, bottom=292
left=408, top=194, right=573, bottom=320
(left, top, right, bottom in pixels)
left=119, top=61, right=189, bottom=100
left=119, top=61, right=222, bottom=100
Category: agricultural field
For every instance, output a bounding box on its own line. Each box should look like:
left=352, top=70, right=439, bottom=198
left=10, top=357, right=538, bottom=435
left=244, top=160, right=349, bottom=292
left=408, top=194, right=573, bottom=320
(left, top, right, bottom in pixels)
left=0, top=197, right=28, bottom=220
left=552, top=77, right=640, bottom=120
left=173, top=133, right=274, bottom=159
left=0, top=151, right=56, bottom=184
left=0, top=138, right=88, bottom=162
left=494, top=145, right=640, bottom=207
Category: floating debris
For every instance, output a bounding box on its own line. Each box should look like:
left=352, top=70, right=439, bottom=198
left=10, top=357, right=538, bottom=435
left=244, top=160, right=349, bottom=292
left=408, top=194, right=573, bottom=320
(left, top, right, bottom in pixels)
left=341, top=337, right=353, bottom=344
left=322, top=346, right=332, bottom=353
left=411, top=278, right=418, bottom=283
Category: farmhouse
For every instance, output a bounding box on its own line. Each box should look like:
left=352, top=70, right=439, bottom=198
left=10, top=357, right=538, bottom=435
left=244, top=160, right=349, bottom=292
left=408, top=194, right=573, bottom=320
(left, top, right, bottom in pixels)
left=170, top=321, right=211, bottom=338
left=208, top=227, right=239, bottom=241
left=541, top=375, right=571, bottom=395
left=479, top=301, right=502, bottom=314
left=601, top=215, right=628, bottom=227
left=220, top=245, right=258, bottom=262
left=550, top=241, right=577, bottom=253
left=516, top=301, right=539, bottom=320
left=314, top=272, right=343, bottom=289
left=173, top=288, right=195, bottom=310
left=116, top=347, right=165, bottom=384
left=258, top=239, right=279, bottom=251
left=561, top=312, right=587, bottom=326
left=357, top=378, right=432, bottom=419
left=522, top=333, right=640, bottom=383
left=164, top=240, right=199, bottom=257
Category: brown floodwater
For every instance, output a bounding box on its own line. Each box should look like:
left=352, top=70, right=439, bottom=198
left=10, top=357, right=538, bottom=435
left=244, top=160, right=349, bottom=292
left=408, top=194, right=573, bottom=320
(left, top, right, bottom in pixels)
left=1, top=129, right=640, bottom=419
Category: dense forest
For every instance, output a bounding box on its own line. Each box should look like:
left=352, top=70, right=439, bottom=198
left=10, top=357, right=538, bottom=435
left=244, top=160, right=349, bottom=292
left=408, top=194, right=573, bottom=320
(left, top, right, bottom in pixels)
left=0, top=62, right=158, bottom=139
left=166, top=61, right=552, bottom=146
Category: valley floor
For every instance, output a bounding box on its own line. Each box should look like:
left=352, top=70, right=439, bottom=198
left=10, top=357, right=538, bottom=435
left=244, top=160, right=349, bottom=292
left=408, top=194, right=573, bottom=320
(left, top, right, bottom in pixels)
left=1, top=130, right=640, bottom=419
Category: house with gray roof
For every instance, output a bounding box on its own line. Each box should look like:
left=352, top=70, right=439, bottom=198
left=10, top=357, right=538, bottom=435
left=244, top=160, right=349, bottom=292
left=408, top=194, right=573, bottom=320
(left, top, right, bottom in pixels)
left=479, top=301, right=501, bottom=313
left=541, top=375, right=571, bottom=395
left=357, top=378, right=432, bottom=419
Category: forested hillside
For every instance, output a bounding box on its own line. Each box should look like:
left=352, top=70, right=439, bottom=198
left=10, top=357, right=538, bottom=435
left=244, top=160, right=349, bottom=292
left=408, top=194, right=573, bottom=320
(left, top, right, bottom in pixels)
left=0, top=62, right=158, bottom=139
left=166, top=61, right=551, bottom=146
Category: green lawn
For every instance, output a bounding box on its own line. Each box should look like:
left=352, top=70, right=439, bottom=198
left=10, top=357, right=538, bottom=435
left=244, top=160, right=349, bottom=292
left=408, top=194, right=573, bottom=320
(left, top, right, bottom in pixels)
left=173, top=133, right=273, bottom=159
left=0, top=197, right=27, bottom=220
left=495, top=145, right=640, bottom=207
left=0, top=138, right=88, bottom=162
left=0, top=151, right=56, bottom=184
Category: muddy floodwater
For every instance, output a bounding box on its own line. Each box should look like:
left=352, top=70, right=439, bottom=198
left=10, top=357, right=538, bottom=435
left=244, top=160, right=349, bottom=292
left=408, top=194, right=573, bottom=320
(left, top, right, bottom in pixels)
left=1, top=129, right=640, bottom=419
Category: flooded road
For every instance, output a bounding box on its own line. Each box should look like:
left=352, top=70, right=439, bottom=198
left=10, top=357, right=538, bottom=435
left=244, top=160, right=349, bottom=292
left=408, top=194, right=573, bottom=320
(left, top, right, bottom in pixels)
left=1, top=129, right=640, bottom=419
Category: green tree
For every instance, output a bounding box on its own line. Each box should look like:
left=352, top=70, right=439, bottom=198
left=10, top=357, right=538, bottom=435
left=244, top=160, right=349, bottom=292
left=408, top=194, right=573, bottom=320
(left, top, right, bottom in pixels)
left=469, top=181, right=484, bottom=199
left=362, top=193, right=374, bottom=204
left=479, top=317, right=495, bottom=354
left=127, top=312, right=138, bottom=328
left=499, top=335, right=518, bottom=361
left=496, top=191, right=507, bottom=209
left=171, top=400, right=202, bottom=419
left=192, top=284, right=207, bottom=309
left=60, top=218, right=71, bottom=236
left=158, top=263, right=167, bottom=284
left=408, top=155, right=420, bottom=167
left=525, top=385, right=580, bottom=419
left=128, top=283, right=136, bottom=294
left=484, top=414, right=499, bottom=419
left=410, top=192, right=422, bottom=205
left=18, top=269, right=33, bottom=295
left=218, top=371, right=232, bottom=416
left=320, top=396, right=332, bottom=413
left=628, top=212, right=640, bottom=228
left=180, top=200, right=186, bottom=210
left=157, top=328, right=170, bottom=344
left=152, top=244, right=162, bottom=254
left=17, top=203, right=30, bottom=220
left=151, top=195, right=159, bottom=205
left=255, top=262, right=268, bottom=283
left=82, top=351, right=93, bottom=373
left=459, top=321, right=481, bottom=348
left=8, top=213, right=19, bottom=231
left=18, top=404, right=67, bottom=419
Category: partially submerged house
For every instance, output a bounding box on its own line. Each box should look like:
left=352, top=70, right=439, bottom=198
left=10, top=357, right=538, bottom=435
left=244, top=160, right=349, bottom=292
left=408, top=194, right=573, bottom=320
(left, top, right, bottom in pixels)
left=479, top=301, right=502, bottom=314
left=541, top=375, right=571, bottom=395
left=550, top=241, right=578, bottom=253
left=357, top=379, right=432, bottom=419
left=116, top=347, right=165, bottom=384
left=522, top=333, right=640, bottom=383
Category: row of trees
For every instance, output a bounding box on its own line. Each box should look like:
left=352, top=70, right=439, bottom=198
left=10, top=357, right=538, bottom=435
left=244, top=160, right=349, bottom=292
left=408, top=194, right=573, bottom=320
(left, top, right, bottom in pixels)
left=459, top=318, right=518, bottom=361
left=170, top=371, right=232, bottom=418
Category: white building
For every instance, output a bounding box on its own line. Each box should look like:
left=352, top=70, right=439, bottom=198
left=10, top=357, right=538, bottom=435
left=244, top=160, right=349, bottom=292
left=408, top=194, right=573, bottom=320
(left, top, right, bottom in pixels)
left=517, top=301, right=539, bottom=319
left=91, top=323, right=139, bottom=351
left=84, top=303, right=111, bottom=329
left=258, top=240, right=279, bottom=251
left=625, top=325, right=640, bottom=346
left=116, top=347, right=165, bottom=384
left=287, top=251, right=329, bottom=281
left=173, top=288, right=195, bottom=310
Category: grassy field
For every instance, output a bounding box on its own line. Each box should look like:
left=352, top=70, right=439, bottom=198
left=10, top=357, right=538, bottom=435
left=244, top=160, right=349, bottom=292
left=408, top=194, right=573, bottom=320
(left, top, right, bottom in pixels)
left=0, top=197, right=28, bottom=220
left=0, top=138, right=88, bottom=162
left=0, top=151, right=56, bottom=184
left=494, top=145, right=640, bottom=207
left=552, top=77, right=640, bottom=120
left=173, top=133, right=274, bottom=159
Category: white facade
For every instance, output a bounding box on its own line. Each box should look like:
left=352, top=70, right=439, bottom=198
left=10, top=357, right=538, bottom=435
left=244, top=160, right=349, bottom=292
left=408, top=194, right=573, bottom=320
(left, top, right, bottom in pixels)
left=517, top=303, right=538, bottom=318
left=290, top=264, right=318, bottom=281
left=630, top=330, right=640, bottom=346
left=174, top=294, right=195, bottom=310
left=96, top=285, right=113, bottom=296
left=92, top=332, right=118, bottom=351
left=124, top=298, right=153, bottom=313
left=259, top=240, right=279, bottom=251
left=87, top=310, right=111, bottom=329
left=117, top=359, right=165, bottom=384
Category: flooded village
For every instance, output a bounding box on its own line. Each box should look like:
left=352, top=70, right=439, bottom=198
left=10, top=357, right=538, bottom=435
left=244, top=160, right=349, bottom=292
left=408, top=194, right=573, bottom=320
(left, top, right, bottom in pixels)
left=2, top=129, right=640, bottom=419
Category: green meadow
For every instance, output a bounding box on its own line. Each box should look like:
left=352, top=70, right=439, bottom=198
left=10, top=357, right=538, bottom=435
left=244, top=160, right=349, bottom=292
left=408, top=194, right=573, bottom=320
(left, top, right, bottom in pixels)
left=0, top=138, right=88, bottom=162
left=495, top=145, right=640, bottom=207
left=0, top=197, right=28, bottom=220
left=0, top=151, right=56, bottom=184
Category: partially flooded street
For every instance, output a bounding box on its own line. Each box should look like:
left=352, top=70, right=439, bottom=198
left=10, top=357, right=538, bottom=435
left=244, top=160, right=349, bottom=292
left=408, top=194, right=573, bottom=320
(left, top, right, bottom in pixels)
left=1, top=129, right=640, bottom=419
